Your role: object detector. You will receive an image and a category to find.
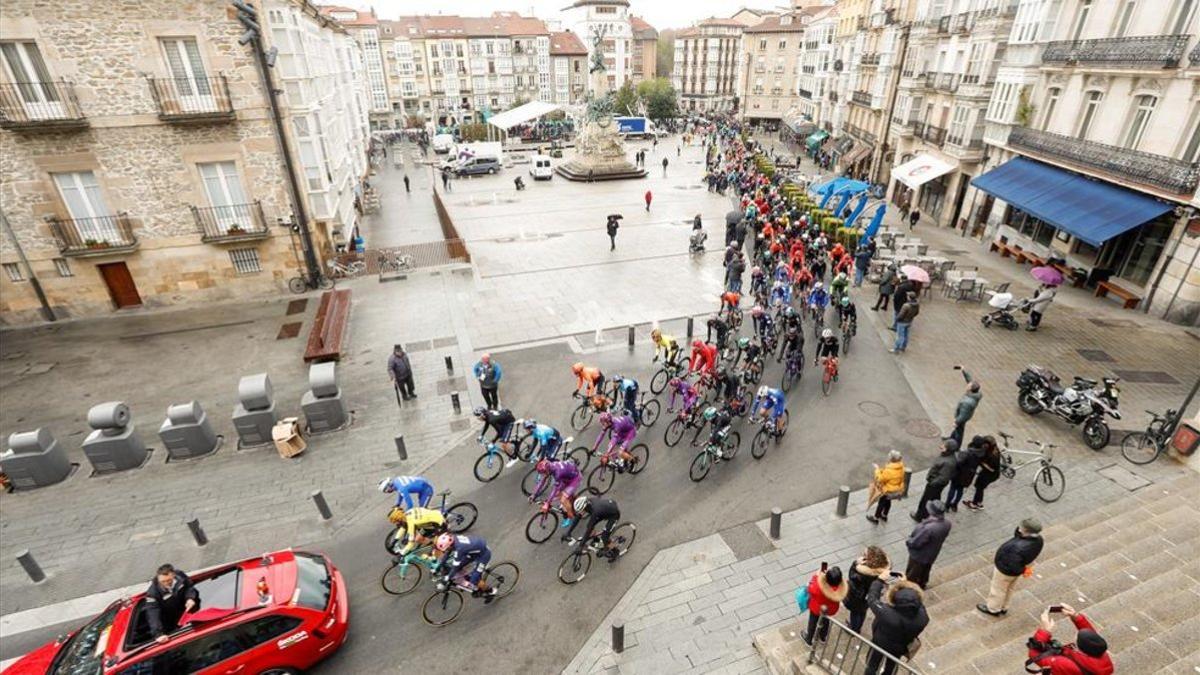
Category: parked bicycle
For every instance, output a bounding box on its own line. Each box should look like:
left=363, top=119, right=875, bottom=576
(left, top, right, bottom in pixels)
left=287, top=272, right=334, bottom=294
left=558, top=523, right=637, bottom=584
left=421, top=561, right=519, bottom=626
left=690, top=428, right=741, bottom=482
left=1121, top=409, right=1179, bottom=465
left=383, top=490, right=479, bottom=555
left=378, top=249, right=415, bottom=276
left=327, top=258, right=366, bottom=279
left=997, top=431, right=1066, bottom=503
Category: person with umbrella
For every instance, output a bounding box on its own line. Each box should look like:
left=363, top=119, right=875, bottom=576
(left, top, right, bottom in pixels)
left=1025, top=267, right=1062, bottom=332
left=606, top=214, right=623, bottom=251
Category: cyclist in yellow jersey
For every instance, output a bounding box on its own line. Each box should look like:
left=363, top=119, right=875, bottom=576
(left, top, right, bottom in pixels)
left=398, top=507, right=446, bottom=557
left=650, top=329, right=680, bottom=366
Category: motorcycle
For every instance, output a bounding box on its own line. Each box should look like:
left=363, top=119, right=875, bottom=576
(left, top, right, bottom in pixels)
left=1016, top=365, right=1121, bottom=449
left=689, top=230, right=707, bottom=254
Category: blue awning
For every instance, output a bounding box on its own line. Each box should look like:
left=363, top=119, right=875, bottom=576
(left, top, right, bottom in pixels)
left=970, top=157, right=1172, bottom=246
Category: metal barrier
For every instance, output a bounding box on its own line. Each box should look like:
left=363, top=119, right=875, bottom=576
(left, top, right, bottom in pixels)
left=808, top=612, right=921, bottom=674
left=343, top=239, right=470, bottom=277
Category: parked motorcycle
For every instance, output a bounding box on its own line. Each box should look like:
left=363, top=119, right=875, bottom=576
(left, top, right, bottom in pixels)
left=1016, top=365, right=1121, bottom=449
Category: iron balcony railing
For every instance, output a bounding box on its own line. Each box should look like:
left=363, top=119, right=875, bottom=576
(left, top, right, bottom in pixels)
left=1190, top=40, right=1200, bottom=65
left=951, top=12, right=973, bottom=33
left=910, top=120, right=926, bottom=138
left=861, top=53, right=881, bottom=66
left=932, top=73, right=961, bottom=92
left=846, top=123, right=877, bottom=147
left=1009, top=126, right=1200, bottom=195
left=937, top=15, right=951, bottom=33
left=0, top=80, right=87, bottom=130
left=49, top=213, right=138, bottom=256
left=961, top=72, right=995, bottom=86
left=802, top=65, right=816, bottom=74
left=808, top=610, right=920, bottom=674
left=1042, top=34, right=1191, bottom=68
left=976, top=2, right=1019, bottom=20
left=799, top=88, right=814, bottom=100
left=191, top=201, right=270, bottom=243
left=851, top=90, right=873, bottom=106
left=147, top=74, right=234, bottom=121
left=923, top=124, right=947, bottom=147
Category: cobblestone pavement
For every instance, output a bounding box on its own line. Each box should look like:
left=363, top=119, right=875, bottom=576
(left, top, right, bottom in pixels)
left=358, top=141, right=444, bottom=248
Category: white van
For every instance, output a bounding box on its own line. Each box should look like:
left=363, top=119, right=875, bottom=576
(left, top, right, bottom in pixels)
left=432, top=133, right=455, bottom=154
left=529, top=157, right=553, bottom=180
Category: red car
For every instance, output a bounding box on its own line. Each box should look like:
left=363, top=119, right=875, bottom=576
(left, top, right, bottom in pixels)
left=5, top=549, right=348, bottom=675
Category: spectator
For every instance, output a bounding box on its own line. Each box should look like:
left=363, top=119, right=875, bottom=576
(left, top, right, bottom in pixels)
left=963, top=436, right=1002, bottom=510
left=662, top=156, right=669, bottom=177
left=912, top=439, right=958, bottom=521
left=977, top=518, right=1044, bottom=616
left=863, top=576, right=929, bottom=675
left=908, top=209, right=920, bottom=230
left=1025, top=283, right=1057, bottom=332
left=845, top=546, right=891, bottom=633
left=441, top=167, right=452, bottom=191
left=904, top=500, right=951, bottom=588
left=388, top=344, right=416, bottom=401
left=801, top=566, right=848, bottom=645
left=472, top=353, right=502, bottom=409
left=644, top=190, right=653, bottom=212
left=949, top=365, right=982, bottom=447
left=146, top=564, right=199, bottom=643
left=889, top=292, right=920, bottom=353
left=890, top=275, right=915, bottom=329
left=853, top=245, right=873, bottom=288
left=1026, top=604, right=1112, bottom=675
left=693, top=213, right=703, bottom=231
left=874, top=264, right=897, bottom=312
left=607, top=215, right=621, bottom=251
left=403, top=174, right=410, bottom=192
left=867, top=450, right=907, bottom=524
left=945, top=435, right=985, bottom=512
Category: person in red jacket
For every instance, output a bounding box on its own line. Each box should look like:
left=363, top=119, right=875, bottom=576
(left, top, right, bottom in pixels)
left=802, top=566, right=848, bottom=645
left=688, top=340, right=717, bottom=376
left=1026, top=604, right=1113, bottom=675
left=644, top=190, right=653, bottom=212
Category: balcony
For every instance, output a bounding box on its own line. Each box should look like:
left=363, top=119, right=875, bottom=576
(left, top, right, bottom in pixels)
left=0, top=80, right=87, bottom=131
left=890, top=115, right=915, bottom=137
left=829, top=91, right=839, bottom=103
left=802, top=65, right=816, bottom=74
left=798, top=88, right=813, bottom=100
left=950, top=12, right=973, bottom=34
left=147, top=74, right=235, bottom=123
left=846, top=122, right=877, bottom=147
left=870, top=9, right=896, bottom=28
left=192, top=201, right=270, bottom=243
left=932, top=72, right=960, bottom=93
left=921, top=124, right=947, bottom=147
left=861, top=53, right=880, bottom=66
left=1008, top=126, right=1200, bottom=196
left=1042, top=34, right=1191, bottom=69
left=910, top=120, right=926, bottom=138
left=937, top=15, right=951, bottom=33
left=851, top=90, right=873, bottom=107
left=1192, top=41, right=1200, bottom=65
left=49, top=213, right=139, bottom=257
left=945, top=128, right=986, bottom=160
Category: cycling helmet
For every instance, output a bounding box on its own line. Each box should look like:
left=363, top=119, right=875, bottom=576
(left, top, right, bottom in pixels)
left=702, top=406, right=718, bottom=421
left=751, top=266, right=762, bottom=275
left=757, top=385, right=769, bottom=399
left=715, top=368, right=727, bottom=382
left=573, top=495, right=590, bottom=514
left=378, top=478, right=395, bottom=493
left=434, top=533, right=455, bottom=552
left=822, top=328, right=834, bottom=339
left=784, top=306, right=796, bottom=318
left=814, top=281, right=824, bottom=289
left=651, top=328, right=662, bottom=341
left=535, top=458, right=551, bottom=474
left=598, top=411, right=614, bottom=427
left=840, top=295, right=851, bottom=307
left=751, top=305, right=764, bottom=317
left=522, top=418, right=537, bottom=431
left=571, top=362, right=584, bottom=374
left=692, top=339, right=704, bottom=349
left=472, top=406, right=487, bottom=418
left=837, top=272, right=847, bottom=281
left=737, top=336, right=751, bottom=349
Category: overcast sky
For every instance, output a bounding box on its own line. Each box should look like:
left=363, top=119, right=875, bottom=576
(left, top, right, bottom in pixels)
left=356, top=1, right=783, bottom=31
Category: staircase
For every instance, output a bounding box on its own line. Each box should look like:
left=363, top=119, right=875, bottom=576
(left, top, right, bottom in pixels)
left=755, top=472, right=1200, bottom=674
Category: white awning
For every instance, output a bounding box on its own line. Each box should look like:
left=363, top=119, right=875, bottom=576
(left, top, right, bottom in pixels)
left=485, top=100, right=562, bottom=130
left=890, top=153, right=956, bottom=190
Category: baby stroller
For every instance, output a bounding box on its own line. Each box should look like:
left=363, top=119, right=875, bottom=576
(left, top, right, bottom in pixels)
left=981, top=292, right=1026, bottom=330
left=689, top=230, right=707, bottom=254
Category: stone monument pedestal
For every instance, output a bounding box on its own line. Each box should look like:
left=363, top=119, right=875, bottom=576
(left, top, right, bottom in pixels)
left=556, top=120, right=646, bottom=181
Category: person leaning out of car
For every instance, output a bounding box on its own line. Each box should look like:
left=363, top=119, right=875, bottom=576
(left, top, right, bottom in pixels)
left=146, top=563, right=200, bottom=643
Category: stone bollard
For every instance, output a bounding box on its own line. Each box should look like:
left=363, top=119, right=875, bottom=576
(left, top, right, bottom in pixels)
left=187, top=518, right=208, bottom=546
left=395, top=435, right=408, bottom=461
left=835, top=485, right=850, bottom=516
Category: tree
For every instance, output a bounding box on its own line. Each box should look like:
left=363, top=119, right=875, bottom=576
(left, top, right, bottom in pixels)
left=459, top=123, right=488, bottom=141
left=613, top=80, right=637, bottom=116
left=656, top=29, right=675, bottom=78
left=636, top=77, right=679, bottom=122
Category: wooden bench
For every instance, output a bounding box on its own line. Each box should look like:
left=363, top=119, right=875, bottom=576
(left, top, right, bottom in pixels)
left=1016, top=250, right=1046, bottom=267
left=989, top=240, right=1019, bottom=258
left=1095, top=280, right=1141, bottom=309
left=304, top=288, right=353, bottom=362
left=1051, top=262, right=1087, bottom=288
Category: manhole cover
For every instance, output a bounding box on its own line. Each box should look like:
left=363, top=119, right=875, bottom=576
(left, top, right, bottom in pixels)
left=1076, top=349, right=1114, bottom=362
left=902, top=418, right=942, bottom=439
left=857, top=401, right=889, bottom=417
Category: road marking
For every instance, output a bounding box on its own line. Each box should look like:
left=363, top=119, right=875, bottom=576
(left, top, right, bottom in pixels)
left=0, top=582, right=142, bottom=639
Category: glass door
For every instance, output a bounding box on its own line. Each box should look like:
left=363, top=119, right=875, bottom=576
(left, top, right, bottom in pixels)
left=198, top=161, right=248, bottom=234
left=53, top=171, right=118, bottom=243
left=161, top=38, right=213, bottom=113
left=0, top=41, right=64, bottom=119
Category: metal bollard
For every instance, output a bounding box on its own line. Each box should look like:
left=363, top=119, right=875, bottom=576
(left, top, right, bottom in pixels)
left=451, top=392, right=462, bottom=414
left=187, top=518, right=208, bottom=547
left=769, top=507, right=782, bottom=539
left=17, top=550, right=45, bottom=583
left=612, top=622, right=625, bottom=653
left=835, top=485, right=850, bottom=517
left=444, top=355, right=454, bottom=374
left=686, top=316, right=694, bottom=338
left=311, top=490, right=333, bottom=520
left=628, top=325, right=636, bottom=347
left=394, top=435, right=408, bottom=461
left=902, top=467, right=914, bottom=498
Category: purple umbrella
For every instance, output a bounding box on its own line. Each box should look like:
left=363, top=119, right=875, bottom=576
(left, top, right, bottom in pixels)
left=1031, top=266, right=1064, bottom=286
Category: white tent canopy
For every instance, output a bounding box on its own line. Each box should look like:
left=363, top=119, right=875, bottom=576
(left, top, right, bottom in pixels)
left=486, top=100, right=562, bottom=131
left=891, top=153, right=956, bottom=190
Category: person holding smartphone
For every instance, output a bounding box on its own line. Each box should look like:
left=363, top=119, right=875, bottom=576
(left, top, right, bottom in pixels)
left=800, top=564, right=847, bottom=645
left=1026, top=603, right=1112, bottom=674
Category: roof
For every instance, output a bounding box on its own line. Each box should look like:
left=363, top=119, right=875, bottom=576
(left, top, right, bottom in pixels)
left=744, top=12, right=809, bottom=33
left=464, top=13, right=549, bottom=36
left=630, top=16, right=658, bottom=39
left=487, top=100, right=562, bottom=130
left=550, top=30, right=589, bottom=56
left=318, top=5, right=377, bottom=26
left=700, top=17, right=748, bottom=27
left=382, top=13, right=548, bottom=38
left=566, top=0, right=630, bottom=7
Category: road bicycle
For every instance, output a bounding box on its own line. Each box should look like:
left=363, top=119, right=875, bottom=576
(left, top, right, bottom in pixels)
left=526, top=498, right=571, bottom=544
left=781, top=344, right=804, bottom=392
left=558, top=523, right=637, bottom=584
left=519, top=438, right=585, bottom=496
left=809, top=303, right=826, bottom=340
left=629, top=390, right=662, bottom=428
left=997, top=431, right=1066, bottom=503
left=820, top=356, right=840, bottom=396
left=287, top=272, right=334, bottom=294
left=840, top=315, right=856, bottom=355
left=650, top=357, right=687, bottom=395
left=750, top=409, right=790, bottom=460
left=380, top=544, right=442, bottom=595
left=471, top=432, right=533, bottom=482
left=570, top=391, right=611, bottom=431
left=421, top=561, right=520, bottom=626
left=327, top=258, right=366, bottom=279
left=383, top=490, right=479, bottom=555
left=586, top=444, right=650, bottom=495
left=664, top=405, right=707, bottom=448
left=1121, top=409, right=1179, bottom=465
left=690, top=428, right=741, bottom=482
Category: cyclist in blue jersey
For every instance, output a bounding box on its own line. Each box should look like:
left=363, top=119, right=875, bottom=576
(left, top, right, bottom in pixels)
left=769, top=280, right=792, bottom=308
left=807, top=281, right=830, bottom=314
left=751, top=385, right=787, bottom=435
left=434, top=533, right=496, bottom=601
left=378, top=475, right=434, bottom=510
left=612, top=375, right=641, bottom=423
left=751, top=305, right=774, bottom=339
left=523, top=419, right=563, bottom=461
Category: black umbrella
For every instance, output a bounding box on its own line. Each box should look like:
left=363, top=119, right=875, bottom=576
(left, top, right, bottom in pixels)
left=725, top=210, right=743, bottom=226
left=607, top=214, right=624, bottom=221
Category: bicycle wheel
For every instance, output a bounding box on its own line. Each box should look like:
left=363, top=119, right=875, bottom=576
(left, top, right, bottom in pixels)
left=1120, top=432, right=1161, bottom=465
left=689, top=450, right=712, bottom=482
left=778, top=410, right=790, bottom=436
left=473, top=452, right=503, bottom=482
left=558, top=551, right=592, bottom=585
left=444, top=502, right=478, bottom=533
left=567, top=446, right=592, bottom=472
left=515, top=434, right=535, bottom=462
left=782, top=364, right=796, bottom=392
left=317, top=275, right=335, bottom=290
left=628, top=443, right=650, bottom=474
left=650, top=368, right=670, bottom=395
left=422, top=589, right=464, bottom=626
left=487, top=562, right=520, bottom=598
left=610, top=523, right=636, bottom=557
left=1033, top=464, right=1066, bottom=503
left=287, top=277, right=308, bottom=294
left=724, top=430, right=741, bottom=459
left=520, top=467, right=543, bottom=498
left=587, top=465, right=615, bottom=495
left=751, top=428, right=770, bottom=459
left=381, top=560, right=423, bottom=595
left=570, top=402, right=594, bottom=431
left=843, top=330, right=852, bottom=355
left=640, top=399, right=661, bottom=427
left=384, top=527, right=406, bottom=555
left=821, top=369, right=833, bottom=396
left=525, top=510, right=559, bottom=544
left=664, top=419, right=686, bottom=447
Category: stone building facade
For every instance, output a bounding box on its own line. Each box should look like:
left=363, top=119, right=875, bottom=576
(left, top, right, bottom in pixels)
left=741, top=11, right=808, bottom=126
left=0, top=0, right=369, bottom=324
left=630, top=16, right=658, bottom=84
left=550, top=31, right=590, bottom=105
left=674, top=18, right=746, bottom=114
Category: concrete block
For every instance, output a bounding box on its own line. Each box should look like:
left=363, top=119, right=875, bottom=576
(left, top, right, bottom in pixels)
left=238, top=373, right=273, bottom=411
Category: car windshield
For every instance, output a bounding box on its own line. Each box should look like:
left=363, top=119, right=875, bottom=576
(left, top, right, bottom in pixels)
left=293, top=553, right=331, bottom=611
left=50, top=602, right=121, bottom=675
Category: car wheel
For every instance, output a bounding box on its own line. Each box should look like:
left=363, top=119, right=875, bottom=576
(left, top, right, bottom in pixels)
left=489, top=168, right=497, bottom=174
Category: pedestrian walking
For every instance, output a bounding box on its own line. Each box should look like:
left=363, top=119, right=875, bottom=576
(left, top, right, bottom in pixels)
left=949, top=365, right=982, bottom=447
left=644, top=189, right=653, bottom=212
left=662, top=156, right=669, bottom=177
left=606, top=215, right=621, bottom=251
left=890, top=292, right=920, bottom=353
left=472, top=353, right=502, bottom=409
left=800, top=565, right=847, bottom=645
left=652, top=136, right=658, bottom=150
left=1025, top=604, right=1112, bottom=674
left=904, top=499, right=951, bottom=589
left=912, top=439, right=957, bottom=521
left=908, top=209, right=920, bottom=230
left=977, top=518, right=1044, bottom=616
left=898, top=193, right=911, bottom=222
left=693, top=213, right=703, bottom=231
left=388, top=344, right=417, bottom=401
left=1025, top=283, right=1057, bottom=331
left=866, top=450, right=906, bottom=524
left=403, top=174, right=411, bottom=192
left=845, top=547, right=891, bottom=633
left=963, top=435, right=1001, bottom=510
left=890, top=275, right=914, bottom=328
left=874, top=264, right=897, bottom=311
left=945, top=435, right=984, bottom=512
left=863, top=576, right=929, bottom=675
left=441, top=167, right=451, bottom=191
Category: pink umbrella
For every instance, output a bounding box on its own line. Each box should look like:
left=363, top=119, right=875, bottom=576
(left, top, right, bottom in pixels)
left=900, top=264, right=930, bottom=285
left=1031, top=266, right=1064, bottom=286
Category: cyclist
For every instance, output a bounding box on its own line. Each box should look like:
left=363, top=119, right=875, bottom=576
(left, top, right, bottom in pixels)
left=434, top=534, right=496, bottom=600
left=788, top=238, right=806, bottom=270
left=768, top=279, right=792, bottom=309
left=379, top=475, right=435, bottom=510
left=572, top=362, right=605, bottom=398
left=650, top=328, right=680, bottom=367
left=563, top=495, right=622, bottom=559
left=689, top=340, right=718, bottom=376
left=773, top=260, right=793, bottom=285
left=706, top=315, right=730, bottom=352
left=834, top=252, right=853, bottom=277
left=531, top=457, right=583, bottom=527
left=715, top=367, right=742, bottom=402
left=749, top=266, right=766, bottom=295
left=523, top=418, right=564, bottom=461
left=719, top=290, right=741, bottom=315
left=751, top=305, right=774, bottom=340
left=807, top=281, right=830, bottom=318
left=667, top=376, right=700, bottom=415
left=751, top=385, right=787, bottom=435
left=703, top=406, right=735, bottom=459
left=814, top=328, right=841, bottom=373
left=793, top=263, right=814, bottom=295
left=613, top=374, right=641, bottom=423
left=396, top=504, right=446, bottom=557
left=593, top=412, right=637, bottom=471
left=473, top=406, right=515, bottom=443
left=836, top=294, right=858, bottom=339
left=808, top=255, right=827, bottom=283
left=829, top=271, right=850, bottom=304
left=828, top=241, right=846, bottom=265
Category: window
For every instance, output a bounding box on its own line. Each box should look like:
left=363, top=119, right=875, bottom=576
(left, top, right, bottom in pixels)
left=121, top=628, right=245, bottom=674
left=1077, top=91, right=1102, bottom=139
left=1181, top=105, right=1200, bottom=162
left=53, top=258, right=72, bottom=277
left=758, top=39, right=767, bottom=51
left=0, top=41, right=61, bottom=114
left=228, top=248, right=261, bottom=274
left=1114, top=1, right=1137, bottom=36
left=1169, top=0, right=1196, bottom=34
left=197, top=162, right=248, bottom=232
left=1122, top=95, right=1157, bottom=149
left=1040, top=87, right=1060, bottom=130
left=238, top=615, right=303, bottom=648
left=3, top=262, right=23, bottom=282
left=1117, top=217, right=1173, bottom=287
left=52, top=171, right=119, bottom=241
left=1071, top=0, right=1092, bottom=40
left=160, top=37, right=212, bottom=101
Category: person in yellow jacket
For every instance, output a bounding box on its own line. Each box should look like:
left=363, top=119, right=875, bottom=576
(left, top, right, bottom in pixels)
left=867, top=450, right=906, bottom=524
